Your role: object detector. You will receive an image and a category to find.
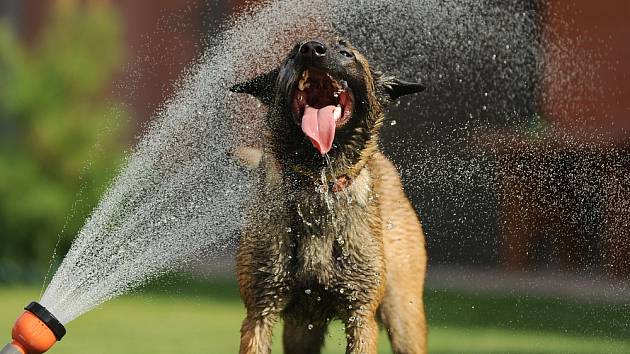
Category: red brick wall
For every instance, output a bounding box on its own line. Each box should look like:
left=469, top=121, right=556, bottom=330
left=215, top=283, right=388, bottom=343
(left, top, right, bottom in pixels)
left=542, top=0, right=630, bottom=141
left=112, top=0, right=207, bottom=130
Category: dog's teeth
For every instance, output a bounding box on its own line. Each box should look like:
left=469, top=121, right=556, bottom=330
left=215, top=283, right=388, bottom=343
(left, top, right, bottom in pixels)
left=298, top=70, right=310, bottom=91
left=333, top=105, right=342, bottom=121
left=331, top=79, right=343, bottom=92
left=298, top=81, right=310, bottom=91
left=296, top=91, right=305, bottom=103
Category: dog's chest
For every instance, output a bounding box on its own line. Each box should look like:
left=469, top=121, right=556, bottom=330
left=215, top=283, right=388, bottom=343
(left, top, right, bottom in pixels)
left=288, top=169, right=379, bottom=287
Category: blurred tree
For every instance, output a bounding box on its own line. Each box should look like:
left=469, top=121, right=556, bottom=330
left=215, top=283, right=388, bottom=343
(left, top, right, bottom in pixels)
left=0, top=2, right=128, bottom=281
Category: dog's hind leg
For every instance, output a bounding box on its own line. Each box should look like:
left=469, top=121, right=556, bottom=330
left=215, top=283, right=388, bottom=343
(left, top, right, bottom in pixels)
left=282, top=318, right=327, bottom=354
left=378, top=285, right=427, bottom=354
left=378, top=216, right=427, bottom=353
left=372, top=153, right=428, bottom=354
left=378, top=231, right=427, bottom=354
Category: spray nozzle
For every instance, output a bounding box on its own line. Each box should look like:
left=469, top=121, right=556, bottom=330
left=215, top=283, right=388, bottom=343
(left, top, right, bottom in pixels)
left=1, top=302, right=66, bottom=354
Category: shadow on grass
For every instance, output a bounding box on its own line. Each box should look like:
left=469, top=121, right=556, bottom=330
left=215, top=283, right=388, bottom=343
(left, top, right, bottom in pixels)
left=430, top=351, right=584, bottom=354
left=426, top=288, right=630, bottom=340
left=139, top=274, right=630, bottom=342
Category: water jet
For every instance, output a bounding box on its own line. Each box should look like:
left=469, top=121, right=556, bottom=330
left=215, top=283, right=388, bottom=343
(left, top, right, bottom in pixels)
left=0, top=302, right=66, bottom=354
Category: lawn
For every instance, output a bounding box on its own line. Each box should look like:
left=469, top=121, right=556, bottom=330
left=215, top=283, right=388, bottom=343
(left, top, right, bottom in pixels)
left=0, top=279, right=628, bottom=354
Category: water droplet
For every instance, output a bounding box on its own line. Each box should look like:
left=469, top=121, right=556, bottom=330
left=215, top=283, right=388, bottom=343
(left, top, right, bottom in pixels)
left=386, top=219, right=394, bottom=230
left=38, top=0, right=579, bottom=326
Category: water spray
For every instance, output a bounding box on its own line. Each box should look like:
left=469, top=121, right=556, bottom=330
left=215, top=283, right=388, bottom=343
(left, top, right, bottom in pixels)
left=0, top=0, right=599, bottom=352
left=1, top=302, right=66, bottom=354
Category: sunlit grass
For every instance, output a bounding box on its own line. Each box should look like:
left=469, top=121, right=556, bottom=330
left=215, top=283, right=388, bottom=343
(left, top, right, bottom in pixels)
left=0, top=283, right=628, bottom=354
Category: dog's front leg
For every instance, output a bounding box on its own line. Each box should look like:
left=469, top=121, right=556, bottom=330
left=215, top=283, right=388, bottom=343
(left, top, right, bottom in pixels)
left=239, top=311, right=278, bottom=354
left=237, top=229, right=289, bottom=354
left=237, top=266, right=287, bottom=354
left=344, top=313, right=379, bottom=354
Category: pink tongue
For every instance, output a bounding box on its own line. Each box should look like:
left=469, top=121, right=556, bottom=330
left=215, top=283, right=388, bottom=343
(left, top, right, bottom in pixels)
left=301, top=105, right=336, bottom=155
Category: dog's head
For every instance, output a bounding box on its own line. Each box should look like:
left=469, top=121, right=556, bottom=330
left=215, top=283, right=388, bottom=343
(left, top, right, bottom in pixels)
left=231, top=39, right=424, bottom=173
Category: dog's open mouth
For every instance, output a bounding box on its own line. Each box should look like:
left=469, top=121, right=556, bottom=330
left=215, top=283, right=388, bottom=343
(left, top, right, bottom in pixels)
left=291, top=68, right=354, bottom=155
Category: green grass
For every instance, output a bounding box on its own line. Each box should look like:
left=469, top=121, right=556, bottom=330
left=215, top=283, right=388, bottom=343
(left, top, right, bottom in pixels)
left=0, top=280, right=628, bottom=354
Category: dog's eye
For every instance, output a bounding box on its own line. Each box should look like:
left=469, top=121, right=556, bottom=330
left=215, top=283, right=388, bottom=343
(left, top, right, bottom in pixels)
left=340, top=50, right=354, bottom=58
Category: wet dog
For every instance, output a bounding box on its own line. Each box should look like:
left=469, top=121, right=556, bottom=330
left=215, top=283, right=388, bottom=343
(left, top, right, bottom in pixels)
left=231, top=38, right=427, bottom=354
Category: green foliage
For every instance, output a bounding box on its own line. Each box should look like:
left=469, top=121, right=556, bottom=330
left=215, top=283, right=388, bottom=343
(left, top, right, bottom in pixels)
left=0, top=5, right=128, bottom=279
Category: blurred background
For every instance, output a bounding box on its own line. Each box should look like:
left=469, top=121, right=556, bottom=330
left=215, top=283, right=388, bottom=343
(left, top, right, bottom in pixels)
left=0, top=0, right=629, bottom=353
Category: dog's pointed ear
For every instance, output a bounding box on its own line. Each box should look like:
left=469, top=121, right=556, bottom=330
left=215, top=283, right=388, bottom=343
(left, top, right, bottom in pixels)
left=378, top=75, right=425, bottom=102
left=230, top=69, right=279, bottom=105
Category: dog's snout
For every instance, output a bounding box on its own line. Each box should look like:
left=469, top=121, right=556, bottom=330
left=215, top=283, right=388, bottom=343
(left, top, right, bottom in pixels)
left=298, top=41, right=327, bottom=61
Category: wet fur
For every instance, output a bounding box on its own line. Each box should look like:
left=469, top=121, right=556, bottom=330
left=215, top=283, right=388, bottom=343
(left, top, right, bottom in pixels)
left=235, top=40, right=427, bottom=354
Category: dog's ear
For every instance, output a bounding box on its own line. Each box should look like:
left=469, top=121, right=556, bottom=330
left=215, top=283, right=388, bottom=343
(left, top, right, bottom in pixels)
left=230, top=69, right=279, bottom=105
left=377, top=74, right=425, bottom=102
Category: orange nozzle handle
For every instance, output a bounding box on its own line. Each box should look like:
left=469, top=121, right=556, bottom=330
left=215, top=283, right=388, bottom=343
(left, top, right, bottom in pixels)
left=4, top=302, right=66, bottom=354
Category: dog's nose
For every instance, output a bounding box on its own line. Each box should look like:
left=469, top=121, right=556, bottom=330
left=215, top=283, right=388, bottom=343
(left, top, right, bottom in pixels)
left=298, top=41, right=326, bottom=61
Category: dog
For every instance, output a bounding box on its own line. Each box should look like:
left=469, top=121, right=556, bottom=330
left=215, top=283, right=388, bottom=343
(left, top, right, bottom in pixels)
left=230, top=38, right=427, bottom=354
